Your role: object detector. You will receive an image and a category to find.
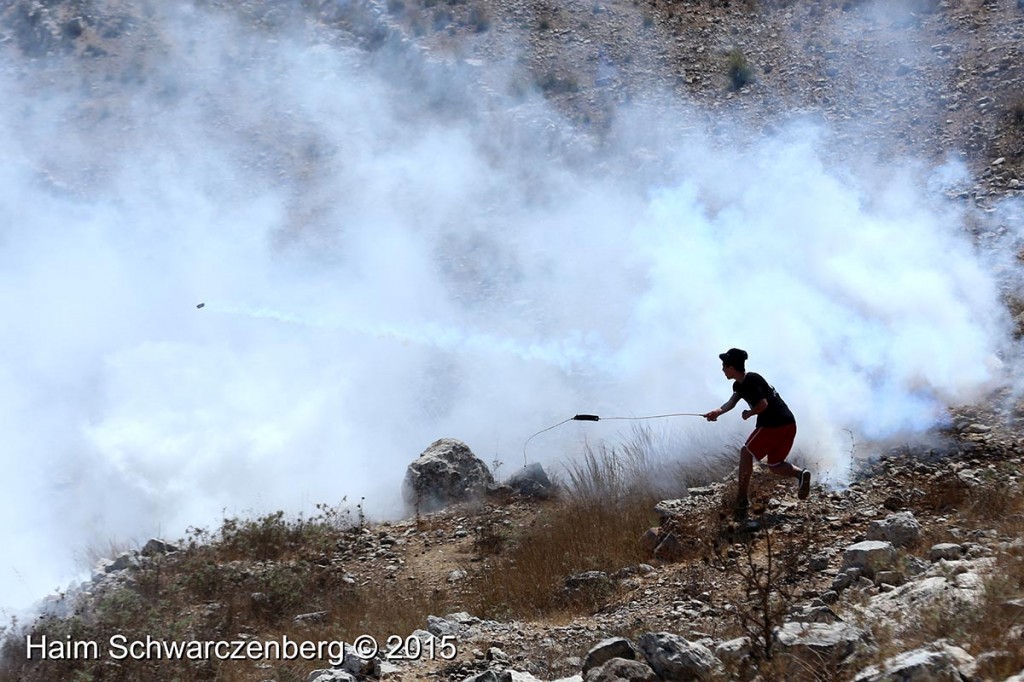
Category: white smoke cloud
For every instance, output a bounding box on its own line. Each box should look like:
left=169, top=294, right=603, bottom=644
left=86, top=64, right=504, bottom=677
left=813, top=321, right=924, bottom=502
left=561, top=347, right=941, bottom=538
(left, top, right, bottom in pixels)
left=0, top=3, right=1018, bottom=612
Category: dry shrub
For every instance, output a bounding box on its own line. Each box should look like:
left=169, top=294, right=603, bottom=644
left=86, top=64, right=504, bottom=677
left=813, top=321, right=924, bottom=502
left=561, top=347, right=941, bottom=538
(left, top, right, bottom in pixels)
left=468, top=435, right=678, bottom=619
left=211, top=504, right=355, bottom=562
left=472, top=517, right=507, bottom=556
left=972, top=549, right=1024, bottom=677
left=1005, top=94, right=1024, bottom=130
left=912, top=470, right=969, bottom=513
left=726, top=47, right=755, bottom=90
left=1, top=507, right=450, bottom=682
left=960, top=477, right=1024, bottom=529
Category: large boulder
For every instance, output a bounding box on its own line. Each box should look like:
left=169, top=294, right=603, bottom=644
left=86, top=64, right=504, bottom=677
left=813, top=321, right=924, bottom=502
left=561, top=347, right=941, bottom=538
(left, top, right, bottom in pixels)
left=842, top=541, right=899, bottom=579
left=637, top=632, right=721, bottom=680
left=773, top=621, right=875, bottom=667
left=929, top=543, right=964, bottom=561
left=856, top=572, right=987, bottom=634
left=852, top=641, right=976, bottom=681
left=584, top=658, right=658, bottom=682
left=506, top=462, right=555, bottom=499
left=866, top=512, right=922, bottom=548
left=402, top=439, right=494, bottom=513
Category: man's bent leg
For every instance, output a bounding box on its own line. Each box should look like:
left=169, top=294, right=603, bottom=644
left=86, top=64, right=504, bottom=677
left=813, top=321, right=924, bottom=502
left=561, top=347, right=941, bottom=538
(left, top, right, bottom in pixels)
left=768, top=461, right=801, bottom=479
left=766, top=460, right=811, bottom=500
left=738, top=446, right=754, bottom=505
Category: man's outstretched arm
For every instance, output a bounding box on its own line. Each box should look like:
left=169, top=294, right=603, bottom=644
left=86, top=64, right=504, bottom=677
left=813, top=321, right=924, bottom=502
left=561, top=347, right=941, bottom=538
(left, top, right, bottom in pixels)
left=705, top=392, right=740, bottom=421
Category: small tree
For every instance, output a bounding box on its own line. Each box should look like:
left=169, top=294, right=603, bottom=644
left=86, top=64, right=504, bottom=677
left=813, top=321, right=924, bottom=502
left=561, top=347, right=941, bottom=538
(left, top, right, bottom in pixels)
left=713, top=519, right=816, bottom=665
left=733, top=528, right=790, bottom=660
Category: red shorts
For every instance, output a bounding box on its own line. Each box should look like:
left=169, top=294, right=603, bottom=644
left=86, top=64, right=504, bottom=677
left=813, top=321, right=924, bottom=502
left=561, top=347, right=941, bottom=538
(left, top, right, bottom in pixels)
left=745, top=423, right=797, bottom=467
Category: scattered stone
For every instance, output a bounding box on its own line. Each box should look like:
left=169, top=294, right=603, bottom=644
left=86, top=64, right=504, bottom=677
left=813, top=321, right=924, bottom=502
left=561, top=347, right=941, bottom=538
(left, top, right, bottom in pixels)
left=788, top=603, right=843, bottom=624
left=873, top=571, right=903, bottom=587
left=930, top=543, right=964, bottom=561
left=427, top=614, right=464, bottom=638
left=463, top=671, right=500, bottom=682
left=832, top=572, right=854, bottom=592
left=142, top=538, right=179, bottom=556
left=714, top=637, right=750, bottom=665
left=808, top=550, right=835, bottom=571
left=858, top=574, right=985, bottom=632
left=336, top=642, right=382, bottom=679
left=582, top=637, right=637, bottom=675
left=905, top=555, right=931, bottom=576
left=499, top=669, right=542, bottom=681
left=564, top=571, right=614, bottom=602
left=307, top=670, right=357, bottom=682
left=293, top=611, right=328, bottom=624
left=653, top=499, right=688, bottom=521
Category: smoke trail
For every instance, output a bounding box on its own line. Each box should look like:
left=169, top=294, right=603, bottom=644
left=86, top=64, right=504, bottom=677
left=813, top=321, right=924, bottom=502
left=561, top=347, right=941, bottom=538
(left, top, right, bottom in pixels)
left=202, top=303, right=617, bottom=372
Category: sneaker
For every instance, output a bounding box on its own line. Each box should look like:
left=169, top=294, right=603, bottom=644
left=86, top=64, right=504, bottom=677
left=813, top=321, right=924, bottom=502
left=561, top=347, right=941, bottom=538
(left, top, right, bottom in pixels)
left=798, top=469, right=811, bottom=500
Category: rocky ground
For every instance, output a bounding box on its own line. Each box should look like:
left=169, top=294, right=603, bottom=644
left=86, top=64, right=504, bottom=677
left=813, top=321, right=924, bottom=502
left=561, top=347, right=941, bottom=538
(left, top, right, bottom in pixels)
left=26, top=402, right=1022, bottom=682
left=3, top=0, right=1024, bottom=680
left=320, top=409, right=1024, bottom=681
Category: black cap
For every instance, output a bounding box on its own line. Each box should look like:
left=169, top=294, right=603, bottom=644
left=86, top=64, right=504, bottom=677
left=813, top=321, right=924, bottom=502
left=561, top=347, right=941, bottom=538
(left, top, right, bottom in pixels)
left=719, top=348, right=748, bottom=367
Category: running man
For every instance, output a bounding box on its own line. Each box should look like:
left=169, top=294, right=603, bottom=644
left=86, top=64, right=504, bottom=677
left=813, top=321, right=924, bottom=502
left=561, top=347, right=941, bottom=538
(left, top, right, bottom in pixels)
left=703, top=348, right=811, bottom=515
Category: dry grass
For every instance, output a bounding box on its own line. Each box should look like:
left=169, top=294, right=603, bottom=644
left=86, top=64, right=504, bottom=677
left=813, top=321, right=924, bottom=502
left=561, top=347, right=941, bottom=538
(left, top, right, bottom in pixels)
left=0, top=503, right=452, bottom=682
left=467, top=437, right=678, bottom=619
left=946, top=476, right=1024, bottom=676
left=465, top=426, right=738, bottom=619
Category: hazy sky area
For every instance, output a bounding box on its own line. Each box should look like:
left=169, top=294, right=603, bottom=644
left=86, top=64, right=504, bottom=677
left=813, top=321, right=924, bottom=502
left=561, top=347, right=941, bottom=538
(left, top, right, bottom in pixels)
left=1, top=2, right=1021, bottom=613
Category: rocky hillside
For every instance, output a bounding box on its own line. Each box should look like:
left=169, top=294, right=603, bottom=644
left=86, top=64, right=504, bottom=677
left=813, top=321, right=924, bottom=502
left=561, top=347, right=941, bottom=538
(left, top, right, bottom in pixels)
left=2, top=0, right=1024, bottom=680
left=5, top=0, right=1024, bottom=175
left=2, top=404, right=1023, bottom=682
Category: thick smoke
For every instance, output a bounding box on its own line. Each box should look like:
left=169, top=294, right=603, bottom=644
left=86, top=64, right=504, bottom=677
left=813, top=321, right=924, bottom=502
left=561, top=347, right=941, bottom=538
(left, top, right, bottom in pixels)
left=0, top=3, right=1016, bottom=612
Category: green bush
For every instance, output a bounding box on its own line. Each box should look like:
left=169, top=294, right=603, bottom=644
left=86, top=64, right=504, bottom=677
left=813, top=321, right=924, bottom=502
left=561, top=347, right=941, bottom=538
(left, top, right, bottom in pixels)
left=727, top=47, right=755, bottom=90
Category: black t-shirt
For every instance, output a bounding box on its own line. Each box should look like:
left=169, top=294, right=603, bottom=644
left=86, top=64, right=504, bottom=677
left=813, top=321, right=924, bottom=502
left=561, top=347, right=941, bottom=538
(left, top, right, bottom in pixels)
left=733, top=372, right=795, bottom=428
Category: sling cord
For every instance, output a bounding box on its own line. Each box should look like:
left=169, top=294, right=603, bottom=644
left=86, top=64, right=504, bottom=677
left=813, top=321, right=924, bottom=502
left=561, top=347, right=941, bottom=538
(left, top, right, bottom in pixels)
left=522, top=412, right=705, bottom=466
